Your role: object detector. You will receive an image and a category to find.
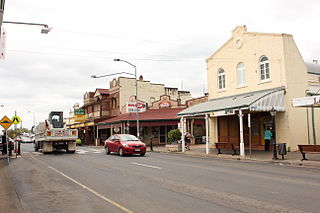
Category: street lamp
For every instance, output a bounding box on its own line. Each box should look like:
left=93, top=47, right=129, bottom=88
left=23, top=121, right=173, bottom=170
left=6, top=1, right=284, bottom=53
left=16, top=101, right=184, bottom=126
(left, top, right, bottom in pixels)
left=113, top=59, right=139, bottom=138
left=270, top=108, right=278, bottom=160
left=2, top=21, right=51, bottom=34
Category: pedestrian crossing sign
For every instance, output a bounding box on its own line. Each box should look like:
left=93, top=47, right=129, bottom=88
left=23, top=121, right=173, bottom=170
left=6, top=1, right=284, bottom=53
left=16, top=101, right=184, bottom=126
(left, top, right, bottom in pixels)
left=12, top=116, right=21, bottom=124
left=0, top=116, right=13, bottom=129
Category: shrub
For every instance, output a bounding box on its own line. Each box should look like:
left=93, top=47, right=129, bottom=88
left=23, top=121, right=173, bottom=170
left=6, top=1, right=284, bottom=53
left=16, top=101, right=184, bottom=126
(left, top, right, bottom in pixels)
left=167, top=129, right=182, bottom=144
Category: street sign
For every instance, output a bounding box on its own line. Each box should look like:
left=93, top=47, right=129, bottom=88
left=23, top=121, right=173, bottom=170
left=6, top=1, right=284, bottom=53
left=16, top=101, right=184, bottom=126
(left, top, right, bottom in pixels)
left=0, top=116, right=13, bottom=129
left=11, top=115, right=21, bottom=124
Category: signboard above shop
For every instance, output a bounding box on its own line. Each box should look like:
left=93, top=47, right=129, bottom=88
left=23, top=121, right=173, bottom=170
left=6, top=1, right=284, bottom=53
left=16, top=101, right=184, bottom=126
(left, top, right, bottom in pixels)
left=74, top=108, right=86, bottom=122
left=210, top=109, right=235, bottom=117
left=292, top=95, right=320, bottom=107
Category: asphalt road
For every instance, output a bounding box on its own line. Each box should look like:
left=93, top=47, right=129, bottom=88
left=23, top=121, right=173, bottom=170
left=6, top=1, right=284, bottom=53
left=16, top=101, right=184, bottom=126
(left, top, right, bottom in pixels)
left=6, top=143, right=320, bottom=213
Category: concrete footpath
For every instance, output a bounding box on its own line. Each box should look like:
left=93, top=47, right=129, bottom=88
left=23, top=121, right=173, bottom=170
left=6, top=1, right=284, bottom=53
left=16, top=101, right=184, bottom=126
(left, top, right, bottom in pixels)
left=0, top=156, right=25, bottom=213
left=149, top=144, right=320, bottom=168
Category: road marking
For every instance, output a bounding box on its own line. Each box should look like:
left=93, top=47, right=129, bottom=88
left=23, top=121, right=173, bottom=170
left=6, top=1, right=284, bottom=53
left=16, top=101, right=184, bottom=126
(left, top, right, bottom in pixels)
left=30, top=156, right=134, bottom=213
left=131, top=162, right=162, bottom=170
left=93, top=150, right=104, bottom=154
left=31, top=152, right=42, bottom=155
left=76, top=150, right=89, bottom=154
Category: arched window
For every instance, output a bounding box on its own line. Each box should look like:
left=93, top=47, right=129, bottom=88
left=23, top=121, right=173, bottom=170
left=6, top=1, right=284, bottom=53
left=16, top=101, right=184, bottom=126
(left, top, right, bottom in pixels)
left=260, top=56, right=270, bottom=81
left=218, top=69, right=225, bottom=90
left=237, top=62, right=246, bottom=87
left=111, top=98, right=117, bottom=109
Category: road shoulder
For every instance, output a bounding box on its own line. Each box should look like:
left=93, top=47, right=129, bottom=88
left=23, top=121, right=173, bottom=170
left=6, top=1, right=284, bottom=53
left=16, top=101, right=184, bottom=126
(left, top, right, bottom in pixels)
left=0, top=159, right=25, bottom=213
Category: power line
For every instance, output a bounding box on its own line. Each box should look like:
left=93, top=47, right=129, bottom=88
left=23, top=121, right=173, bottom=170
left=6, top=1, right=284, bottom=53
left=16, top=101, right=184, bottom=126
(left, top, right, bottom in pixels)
left=7, top=43, right=196, bottom=59
left=6, top=49, right=203, bottom=62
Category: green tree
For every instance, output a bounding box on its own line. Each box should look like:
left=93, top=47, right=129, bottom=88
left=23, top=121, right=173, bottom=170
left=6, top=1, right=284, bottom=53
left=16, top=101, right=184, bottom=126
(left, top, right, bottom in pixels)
left=167, top=129, right=182, bottom=144
left=7, top=128, right=29, bottom=139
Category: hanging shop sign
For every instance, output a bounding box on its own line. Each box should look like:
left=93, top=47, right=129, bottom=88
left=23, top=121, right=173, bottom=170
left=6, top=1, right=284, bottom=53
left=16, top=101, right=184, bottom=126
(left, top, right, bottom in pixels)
left=126, top=102, right=147, bottom=113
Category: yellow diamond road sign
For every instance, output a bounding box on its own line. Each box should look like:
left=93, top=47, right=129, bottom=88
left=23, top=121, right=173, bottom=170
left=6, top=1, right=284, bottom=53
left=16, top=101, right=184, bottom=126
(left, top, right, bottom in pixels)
left=0, top=116, right=13, bottom=130
left=12, top=115, right=21, bottom=124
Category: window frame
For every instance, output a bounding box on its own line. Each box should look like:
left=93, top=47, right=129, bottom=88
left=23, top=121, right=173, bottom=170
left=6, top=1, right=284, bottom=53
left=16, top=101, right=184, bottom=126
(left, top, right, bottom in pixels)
left=217, top=68, right=226, bottom=90
left=259, top=56, right=270, bottom=82
left=236, top=62, right=246, bottom=87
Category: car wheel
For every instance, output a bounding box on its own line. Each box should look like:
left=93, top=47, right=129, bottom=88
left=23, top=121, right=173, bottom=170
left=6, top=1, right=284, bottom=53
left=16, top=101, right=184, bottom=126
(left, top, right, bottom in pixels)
left=106, top=146, right=110, bottom=155
left=140, top=153, right=145, bottom=157
left=118, top=148, right=123, bottom=156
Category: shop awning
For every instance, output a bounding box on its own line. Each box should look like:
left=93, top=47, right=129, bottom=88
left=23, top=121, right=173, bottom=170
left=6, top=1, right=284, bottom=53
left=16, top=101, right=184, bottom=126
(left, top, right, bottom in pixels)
left=177, top=87, right=285, bottom=117
left=292, top=95, right=320, bottom=107
left=96, top=108, right=183, bottom=129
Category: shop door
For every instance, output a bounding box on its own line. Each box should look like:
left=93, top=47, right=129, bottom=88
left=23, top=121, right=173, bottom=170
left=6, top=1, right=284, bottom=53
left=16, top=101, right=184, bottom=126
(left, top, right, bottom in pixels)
left=160, top=126, right=166, bottom=144
left=218, top=117, right=228, bottom=142
left=218, top=116, right=239, bottom=145
left=228, top=116, right=240, bottom=145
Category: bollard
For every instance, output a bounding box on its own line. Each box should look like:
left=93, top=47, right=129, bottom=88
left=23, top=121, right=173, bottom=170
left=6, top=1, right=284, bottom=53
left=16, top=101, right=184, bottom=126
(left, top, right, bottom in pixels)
left=9, top=145, right=12, bottom=156
left=18, top=141, right=21, bottom=155
left=150, top=136, right=153, bottom=152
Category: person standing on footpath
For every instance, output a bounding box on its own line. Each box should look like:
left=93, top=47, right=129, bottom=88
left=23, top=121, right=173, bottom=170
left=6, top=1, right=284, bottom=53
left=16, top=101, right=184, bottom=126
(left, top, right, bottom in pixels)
left=264, top=126, right=273, bottom=151
left=184, top=131, right=192, bottom=151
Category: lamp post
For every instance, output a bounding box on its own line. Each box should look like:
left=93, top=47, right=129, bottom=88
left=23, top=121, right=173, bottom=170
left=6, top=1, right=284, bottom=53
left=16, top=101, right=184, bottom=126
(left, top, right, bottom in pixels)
left=113, top=59, right=139, bottom=138
left=270, top=108, right=278, bottom=160
left=91, top=59, right=140, bottom=138
left=2, top=21, right=51, bottom=34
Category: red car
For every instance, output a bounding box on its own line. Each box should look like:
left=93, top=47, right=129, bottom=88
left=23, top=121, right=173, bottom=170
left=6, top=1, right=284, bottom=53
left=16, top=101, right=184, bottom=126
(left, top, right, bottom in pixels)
left=104, top=134, right=146, bottom=156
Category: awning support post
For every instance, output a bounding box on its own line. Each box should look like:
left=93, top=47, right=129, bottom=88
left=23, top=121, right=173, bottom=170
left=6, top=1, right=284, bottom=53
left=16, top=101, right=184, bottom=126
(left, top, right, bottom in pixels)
left=181, top=117, right=186, bottom=152
left=248, top=113, right=252, bottom=158
left=205, top=114, right=210, bottom=154
left=95, top=125, right=98, bottom=147
left=238, top=109, right=245, bottom=157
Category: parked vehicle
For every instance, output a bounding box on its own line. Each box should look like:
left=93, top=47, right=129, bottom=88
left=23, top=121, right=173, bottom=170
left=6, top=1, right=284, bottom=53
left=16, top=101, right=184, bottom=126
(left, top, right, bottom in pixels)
left=104, top=134, right=146, bottom=156
left=34, top=111, right=78, bottom=154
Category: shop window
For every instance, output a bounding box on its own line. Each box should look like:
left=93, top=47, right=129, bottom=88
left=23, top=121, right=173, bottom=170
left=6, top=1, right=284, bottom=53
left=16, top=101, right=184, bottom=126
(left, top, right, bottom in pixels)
left=152, top=126, right=159, bottom=138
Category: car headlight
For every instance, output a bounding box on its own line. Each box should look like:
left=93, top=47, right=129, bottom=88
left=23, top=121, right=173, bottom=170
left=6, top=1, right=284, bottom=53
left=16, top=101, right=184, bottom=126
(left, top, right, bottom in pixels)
left=123, top=144, right=129, bottom=147
left=142, top=143, right=146, bottom=146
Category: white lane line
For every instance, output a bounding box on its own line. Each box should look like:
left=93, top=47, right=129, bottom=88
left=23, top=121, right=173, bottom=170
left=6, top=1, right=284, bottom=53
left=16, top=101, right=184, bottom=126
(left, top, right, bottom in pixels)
left=30, top=156, right=134, bottom=213
left=76, top=150, right=89, bottom=154
left=131, top=162, right=162, bottom=170
left=93, top=150, right=104, bottom=154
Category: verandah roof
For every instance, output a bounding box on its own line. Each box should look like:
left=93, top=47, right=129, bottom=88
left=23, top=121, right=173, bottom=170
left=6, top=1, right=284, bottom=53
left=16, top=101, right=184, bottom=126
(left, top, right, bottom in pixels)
left=177, top=87, right=285, bottom=117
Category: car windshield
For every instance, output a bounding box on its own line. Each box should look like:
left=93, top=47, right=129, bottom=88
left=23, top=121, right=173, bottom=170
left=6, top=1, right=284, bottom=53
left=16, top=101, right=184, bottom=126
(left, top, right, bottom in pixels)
left=120, top=135, right=139, bottom=141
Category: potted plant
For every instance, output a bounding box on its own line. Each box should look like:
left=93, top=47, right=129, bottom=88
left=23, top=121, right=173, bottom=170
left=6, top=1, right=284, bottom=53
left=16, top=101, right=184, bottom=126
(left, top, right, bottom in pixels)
left=166, top=129, right=182, bottom=152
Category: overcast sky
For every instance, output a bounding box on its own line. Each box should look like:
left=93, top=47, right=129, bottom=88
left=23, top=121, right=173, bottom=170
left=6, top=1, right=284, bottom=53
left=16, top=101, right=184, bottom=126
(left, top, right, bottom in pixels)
left=1, top=0, right=320, bottom=130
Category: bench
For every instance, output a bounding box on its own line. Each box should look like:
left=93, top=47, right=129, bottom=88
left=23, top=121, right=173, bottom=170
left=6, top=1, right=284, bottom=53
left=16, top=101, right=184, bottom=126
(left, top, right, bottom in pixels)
left=298, top=145, right=320, bottom=161
left=215, top=142, right=239, bottom=155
